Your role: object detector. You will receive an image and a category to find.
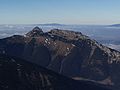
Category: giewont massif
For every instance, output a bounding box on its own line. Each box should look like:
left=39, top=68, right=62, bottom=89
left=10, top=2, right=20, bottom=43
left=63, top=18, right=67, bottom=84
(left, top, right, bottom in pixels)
left=0, top=27, right=120, bottom=90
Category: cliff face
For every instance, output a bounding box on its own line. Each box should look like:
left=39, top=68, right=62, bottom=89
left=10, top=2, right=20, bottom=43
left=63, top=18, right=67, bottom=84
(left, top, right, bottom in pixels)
left=0, top=54, right=110, bottom=90
left=0, top=27, right=120, bottom=89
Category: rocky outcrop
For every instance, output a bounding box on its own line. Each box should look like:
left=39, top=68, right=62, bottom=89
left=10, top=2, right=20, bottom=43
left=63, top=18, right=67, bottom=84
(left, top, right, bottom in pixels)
left=0, top=27, right=120, bottom=89
left=26, top=27, right=43, bottom=37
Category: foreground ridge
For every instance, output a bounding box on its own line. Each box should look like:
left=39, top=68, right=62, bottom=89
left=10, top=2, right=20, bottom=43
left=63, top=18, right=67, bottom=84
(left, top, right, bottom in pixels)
left=0, top=54, right=110, bottom=90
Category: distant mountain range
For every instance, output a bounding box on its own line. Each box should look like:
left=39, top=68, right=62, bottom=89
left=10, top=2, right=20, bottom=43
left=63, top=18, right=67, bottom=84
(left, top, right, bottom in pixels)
left=38, top=23, right=66, bottom=26
left=110, top=24, right=120, bottom=27
left=0, top=27, right=120, bottom=89
left=39, top=23, right=120, bottom=27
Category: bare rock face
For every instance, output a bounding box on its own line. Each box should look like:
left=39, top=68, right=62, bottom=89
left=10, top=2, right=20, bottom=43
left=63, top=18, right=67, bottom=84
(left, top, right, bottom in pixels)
left=0, top=27, right=120, bottom=89
left=26, top=26, right=43, bottom=37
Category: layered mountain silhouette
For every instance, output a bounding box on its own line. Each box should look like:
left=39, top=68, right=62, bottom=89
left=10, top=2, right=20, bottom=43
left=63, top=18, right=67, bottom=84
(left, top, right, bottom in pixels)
left=110, top=24, right=120, bottom=27
left=0, top=54, right=110, bottom=90
left=0, top=26, right=120, bottom=89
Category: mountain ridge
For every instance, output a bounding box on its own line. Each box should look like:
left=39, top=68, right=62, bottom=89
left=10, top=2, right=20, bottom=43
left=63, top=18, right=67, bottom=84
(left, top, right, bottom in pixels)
left=0, top=27, right=120, bottom=89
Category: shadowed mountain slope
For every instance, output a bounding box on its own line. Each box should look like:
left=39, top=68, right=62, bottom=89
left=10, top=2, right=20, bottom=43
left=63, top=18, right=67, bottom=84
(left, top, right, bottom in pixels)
left=0, top=54, right=110, bottom=90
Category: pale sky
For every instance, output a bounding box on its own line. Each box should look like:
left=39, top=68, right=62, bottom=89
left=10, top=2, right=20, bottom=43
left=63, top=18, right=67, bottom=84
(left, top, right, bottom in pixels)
left=0, top=0, right=120, bottom=24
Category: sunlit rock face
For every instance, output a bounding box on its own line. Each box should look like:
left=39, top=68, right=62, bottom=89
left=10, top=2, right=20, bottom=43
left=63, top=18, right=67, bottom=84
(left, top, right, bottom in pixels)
left=0, top=27, right=120, bottom=89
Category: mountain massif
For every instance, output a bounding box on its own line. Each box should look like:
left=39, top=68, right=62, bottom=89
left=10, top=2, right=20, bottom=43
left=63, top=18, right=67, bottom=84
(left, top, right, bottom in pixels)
left=0, top=27, right=120, bottom=89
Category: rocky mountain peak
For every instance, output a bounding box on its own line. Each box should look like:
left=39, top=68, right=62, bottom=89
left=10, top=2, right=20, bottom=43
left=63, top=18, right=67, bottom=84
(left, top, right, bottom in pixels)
left=26, top=26, right=43, bottom=37
left=33, top=26, right=42, bottom=31
left=48, top=29, right=88, bottom=41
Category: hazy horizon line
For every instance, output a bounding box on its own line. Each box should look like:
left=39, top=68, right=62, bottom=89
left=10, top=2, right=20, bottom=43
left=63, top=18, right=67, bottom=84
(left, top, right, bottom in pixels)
left=0, top=23, right=118, bottom=25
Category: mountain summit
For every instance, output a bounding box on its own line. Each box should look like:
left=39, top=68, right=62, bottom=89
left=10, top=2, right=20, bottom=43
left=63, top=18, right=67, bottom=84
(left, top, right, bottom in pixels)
left=26, top=26, right=43, bottom=37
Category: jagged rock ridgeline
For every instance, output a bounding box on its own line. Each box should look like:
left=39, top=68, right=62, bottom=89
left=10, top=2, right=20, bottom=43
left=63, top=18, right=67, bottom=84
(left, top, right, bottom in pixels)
left=0, top=27, right=120, bottom=89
